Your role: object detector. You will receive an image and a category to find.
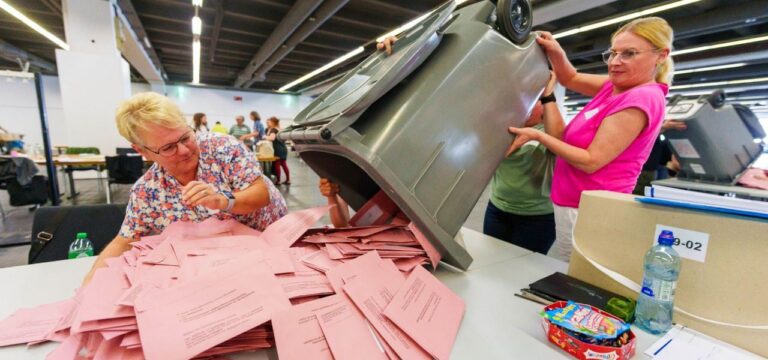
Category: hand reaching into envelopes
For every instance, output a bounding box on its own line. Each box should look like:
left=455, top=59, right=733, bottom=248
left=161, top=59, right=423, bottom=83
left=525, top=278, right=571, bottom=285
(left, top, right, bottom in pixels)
left=182, top=180, right=228, bottom=210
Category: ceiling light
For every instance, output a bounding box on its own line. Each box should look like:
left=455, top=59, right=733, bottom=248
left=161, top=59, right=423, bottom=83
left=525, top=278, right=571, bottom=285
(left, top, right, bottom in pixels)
left=0, top=0, right=69, bottom=50
left=191, top=16, right=202, bottom=35
left=672, top=34, right=768, bottom=56
left=192, top=0, right=203, bottom=7
left=670, top=77, right=768, bottom=90
left=192, top=39, right=201, bottom=84
left=553, top=0, right=702, bottom=39
left=675, top=62, right=748, bottom=75
left=279, top=47, right=364, bottom=92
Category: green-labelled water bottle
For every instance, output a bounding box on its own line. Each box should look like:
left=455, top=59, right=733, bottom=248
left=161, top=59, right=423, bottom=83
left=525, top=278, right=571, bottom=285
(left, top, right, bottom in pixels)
left=68, top=232, right=94, bottom=259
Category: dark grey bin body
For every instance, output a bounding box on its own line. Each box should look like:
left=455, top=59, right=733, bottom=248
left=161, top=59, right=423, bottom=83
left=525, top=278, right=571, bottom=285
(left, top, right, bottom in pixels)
left=665, top=98, right=763, bottom=184
left=281, top=1, right=549, bottom=270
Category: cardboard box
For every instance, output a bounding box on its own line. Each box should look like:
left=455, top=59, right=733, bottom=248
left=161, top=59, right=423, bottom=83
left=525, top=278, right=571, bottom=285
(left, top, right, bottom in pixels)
left=568, top=191, right=768, bottom=357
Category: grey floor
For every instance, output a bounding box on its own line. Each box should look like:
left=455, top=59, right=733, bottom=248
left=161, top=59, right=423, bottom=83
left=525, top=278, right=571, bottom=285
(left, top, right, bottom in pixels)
left=0, top=153, right=490, bottom=268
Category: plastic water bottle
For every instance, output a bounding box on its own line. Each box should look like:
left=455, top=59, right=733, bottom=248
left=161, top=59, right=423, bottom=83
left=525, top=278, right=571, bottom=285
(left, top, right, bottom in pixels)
left=635, top=230, right=681, bottom=334
left=68, top=232, right=94, bottom=259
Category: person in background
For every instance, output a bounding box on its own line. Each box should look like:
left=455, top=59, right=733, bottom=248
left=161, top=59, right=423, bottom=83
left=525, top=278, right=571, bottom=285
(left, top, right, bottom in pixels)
left=633, top=119, right=687, bottom=194
left=229, top=115, right=253, bottom=150
left=83, top=92, right=287, bottom=283
left=211, top=121, right=228, bottom=135
left=264, top=116, right=290, bottom=185
left=509, top=17, right=674, bottom=262
left=251, top=111, right=265, bottom=141
left=192, top=113, right=208, bottom=133
left=484, top=72, right=563, bottom=254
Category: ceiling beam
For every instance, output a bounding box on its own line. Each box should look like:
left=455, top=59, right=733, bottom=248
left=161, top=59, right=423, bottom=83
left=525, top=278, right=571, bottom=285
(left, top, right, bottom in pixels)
left=209, top=0, right=225, bottom=63
left=116, top=0, right=167, bottom=81
left=563, top=0, right=768, bottom=61
left=533, top=0, right=619, bottom=26
left=40, top=0, right=62, bottom=15
left=244, top=0, right=350, bottom=87
left=233, top=0, right=323, bottom=87
left=0, top=38, right=56, bottom=72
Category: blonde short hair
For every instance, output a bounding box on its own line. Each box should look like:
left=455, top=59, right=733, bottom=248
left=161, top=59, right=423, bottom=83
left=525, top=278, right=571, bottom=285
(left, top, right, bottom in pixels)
left=613, top=17, right=675, bottom=85
left=115, top=92, right=187, bottom=144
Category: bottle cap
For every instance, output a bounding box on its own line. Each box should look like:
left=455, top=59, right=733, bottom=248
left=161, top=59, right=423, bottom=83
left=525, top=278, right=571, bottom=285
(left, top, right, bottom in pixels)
left=76, top=232, right=88, bottom=239
left=658, top=230, right=675, bottom=246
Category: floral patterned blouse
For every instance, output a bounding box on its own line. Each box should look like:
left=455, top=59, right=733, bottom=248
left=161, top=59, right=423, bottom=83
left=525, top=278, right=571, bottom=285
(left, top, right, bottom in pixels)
left=118, top=132, right=287, bottom=239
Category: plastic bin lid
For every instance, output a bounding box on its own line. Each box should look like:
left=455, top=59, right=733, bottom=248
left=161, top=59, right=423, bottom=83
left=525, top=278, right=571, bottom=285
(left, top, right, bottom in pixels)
left=289, top=1, right=456, bottom=138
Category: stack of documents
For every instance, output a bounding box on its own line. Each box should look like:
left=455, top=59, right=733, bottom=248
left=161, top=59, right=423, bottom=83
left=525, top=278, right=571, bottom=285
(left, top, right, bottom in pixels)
left=0, top=205, right=464, bottom=359
left=639, top=185, right=768, bottom=219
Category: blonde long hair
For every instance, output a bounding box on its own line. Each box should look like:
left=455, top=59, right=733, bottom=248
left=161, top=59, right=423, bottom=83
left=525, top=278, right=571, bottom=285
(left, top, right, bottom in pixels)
left=613, top=17, right=675, bottom=85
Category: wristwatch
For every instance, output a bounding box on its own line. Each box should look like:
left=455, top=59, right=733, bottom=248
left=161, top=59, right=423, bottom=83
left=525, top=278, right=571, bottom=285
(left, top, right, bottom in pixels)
left=540, top=93, right=557, bottom=104
left=221, top=190, right=235, bottom=212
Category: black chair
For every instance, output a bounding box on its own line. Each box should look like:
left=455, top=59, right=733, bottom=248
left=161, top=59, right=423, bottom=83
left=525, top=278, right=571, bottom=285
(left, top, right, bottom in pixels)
left=0, top=157, right=47, bottom=219
left=105, top=156, right=144, bottom=204
left=116, top=147, right=138, bottom=156
left=29, top=204, right=126, bottom=264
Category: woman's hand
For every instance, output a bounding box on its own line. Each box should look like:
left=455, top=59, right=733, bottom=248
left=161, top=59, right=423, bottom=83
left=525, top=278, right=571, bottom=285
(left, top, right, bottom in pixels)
left=319, top=178, right=340, bottom=198
left=506, top=127, right=541, bottom=156
left=535, top=31, right=565, bottom=58
left=661, top=119, right=687, bottom=132
left=181, top=181, right=227, bottom=210
left=376, top=36, right=398, bottom=55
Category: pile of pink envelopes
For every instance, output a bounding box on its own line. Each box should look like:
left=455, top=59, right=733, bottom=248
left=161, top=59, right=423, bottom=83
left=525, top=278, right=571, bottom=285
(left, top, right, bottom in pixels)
left=0, top=206, right=465, bottom=360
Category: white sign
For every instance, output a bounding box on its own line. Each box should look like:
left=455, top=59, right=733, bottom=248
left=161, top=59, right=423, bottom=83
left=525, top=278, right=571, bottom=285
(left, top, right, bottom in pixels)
left=654, top=225, right=710, bottom=263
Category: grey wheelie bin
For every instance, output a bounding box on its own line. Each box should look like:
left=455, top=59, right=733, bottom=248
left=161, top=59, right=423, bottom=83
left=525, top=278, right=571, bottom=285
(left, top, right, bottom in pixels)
left=279, top=0, right=549, bottom=270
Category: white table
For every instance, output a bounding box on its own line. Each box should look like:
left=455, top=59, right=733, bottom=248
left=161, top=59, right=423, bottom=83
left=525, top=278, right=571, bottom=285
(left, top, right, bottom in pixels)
left=0, top=227, right=659, bottom=359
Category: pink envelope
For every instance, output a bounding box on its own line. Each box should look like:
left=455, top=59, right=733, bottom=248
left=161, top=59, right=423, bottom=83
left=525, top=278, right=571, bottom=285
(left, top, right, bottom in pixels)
left=393, top=257, right=429, bottom=273
left=362, top=228, right=420, bottom=245
left=382, top=265, right=465, bottom=360
left=71, top=268, right=134, bottom=333
left=348, top=190, right=399, bottom=227
left=407, top=223, right=441, bottom=269
left=135, top=262, right=290, bottom=360
left=261, top=205, right=332, bottom=248
left=300, top=250, right=343, bottom=273
left=343, top=258, right=431, bottom=360
left=277, top=273, right=335, bottom=299
left=313, top=294, right=388, bottom=360
left=0, top=299, right=70, bottom=347
left=324, top=251, right=385, bottom=293
left=272, top=295, right=345, bottom=360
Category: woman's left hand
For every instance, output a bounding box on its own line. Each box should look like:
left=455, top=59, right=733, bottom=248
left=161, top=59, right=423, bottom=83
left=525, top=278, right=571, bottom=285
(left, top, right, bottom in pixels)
left=182, top=181, right=227, bottom=210
left=506, top=127, right=541, bottom=156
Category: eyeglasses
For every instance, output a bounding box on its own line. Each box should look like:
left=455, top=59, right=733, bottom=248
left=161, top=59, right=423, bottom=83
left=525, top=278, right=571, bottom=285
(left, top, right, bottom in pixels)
left=602, top=48, right=659, bottom=64
left=142, top=130, right=195, bottom=157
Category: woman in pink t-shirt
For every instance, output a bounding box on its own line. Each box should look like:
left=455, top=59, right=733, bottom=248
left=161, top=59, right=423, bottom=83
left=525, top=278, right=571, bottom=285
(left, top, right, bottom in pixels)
left=509, top=17, right=674, bottom=262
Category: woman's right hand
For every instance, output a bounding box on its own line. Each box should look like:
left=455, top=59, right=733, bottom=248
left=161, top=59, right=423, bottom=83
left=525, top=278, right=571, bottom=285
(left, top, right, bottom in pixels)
left=319, top=178, right=340, bottom=198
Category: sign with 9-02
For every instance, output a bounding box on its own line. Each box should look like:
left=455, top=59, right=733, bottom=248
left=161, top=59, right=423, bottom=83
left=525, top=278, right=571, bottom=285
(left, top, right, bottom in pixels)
left=654, top=225, right=710, bottom=263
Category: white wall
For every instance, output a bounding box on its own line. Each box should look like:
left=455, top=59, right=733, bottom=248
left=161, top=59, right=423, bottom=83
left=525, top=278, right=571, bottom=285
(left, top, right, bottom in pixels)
left=162, top=84, right=313, bottom=131
left=0, top=75, right=312, bottom=155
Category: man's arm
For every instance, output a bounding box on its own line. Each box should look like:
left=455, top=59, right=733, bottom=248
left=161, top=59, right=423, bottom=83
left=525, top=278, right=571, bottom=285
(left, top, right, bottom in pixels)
left=82, top=235, right=134, bottom=284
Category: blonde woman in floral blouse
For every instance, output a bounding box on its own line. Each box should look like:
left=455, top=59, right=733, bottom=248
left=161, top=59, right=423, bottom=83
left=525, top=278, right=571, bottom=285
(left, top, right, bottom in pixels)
left=82, top=92, right=287, bottom=283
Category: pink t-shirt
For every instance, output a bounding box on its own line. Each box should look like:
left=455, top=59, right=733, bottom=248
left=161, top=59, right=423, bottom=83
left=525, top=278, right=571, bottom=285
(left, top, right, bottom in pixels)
left=551, top=81, right=669, bottom=208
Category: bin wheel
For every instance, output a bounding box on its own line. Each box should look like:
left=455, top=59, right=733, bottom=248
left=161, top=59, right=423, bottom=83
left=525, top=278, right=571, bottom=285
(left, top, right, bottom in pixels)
left=706, top=89, right=726, bottom=109
left=496, top=0, right=532, bottom=45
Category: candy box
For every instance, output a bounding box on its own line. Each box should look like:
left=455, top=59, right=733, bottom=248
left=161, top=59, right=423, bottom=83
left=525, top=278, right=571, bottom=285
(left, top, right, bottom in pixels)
left=541, top=301, right=636, bottom=360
